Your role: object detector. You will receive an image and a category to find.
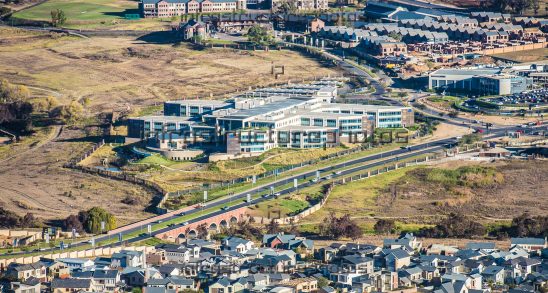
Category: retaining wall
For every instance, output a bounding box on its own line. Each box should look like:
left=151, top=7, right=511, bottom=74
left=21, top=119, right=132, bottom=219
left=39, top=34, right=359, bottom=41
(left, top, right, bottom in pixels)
left=0, top=246, right=154, bottom=269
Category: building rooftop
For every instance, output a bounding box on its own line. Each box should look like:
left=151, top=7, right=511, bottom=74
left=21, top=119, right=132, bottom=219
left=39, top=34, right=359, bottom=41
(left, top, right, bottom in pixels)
left=430, top=68, right=502, bottom=76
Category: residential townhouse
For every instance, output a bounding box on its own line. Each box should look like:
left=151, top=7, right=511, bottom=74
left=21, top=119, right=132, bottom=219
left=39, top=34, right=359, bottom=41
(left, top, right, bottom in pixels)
left=50, top=278, right=93, bottom=293
left=5, top=262, right=47, bottom=282
left=510, top=237, right=547, bottom=253
left=5, top=235, right=547, bottom=293
left=139, top=0, right=246, bottom=18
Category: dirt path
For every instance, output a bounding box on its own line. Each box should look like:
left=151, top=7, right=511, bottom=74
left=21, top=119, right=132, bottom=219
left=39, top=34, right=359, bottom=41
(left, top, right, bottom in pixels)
left=0, top=125, right=62, bottom=165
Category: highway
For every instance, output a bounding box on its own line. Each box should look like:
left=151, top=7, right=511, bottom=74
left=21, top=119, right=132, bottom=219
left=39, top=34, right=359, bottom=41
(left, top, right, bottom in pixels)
left=6, top=134, right=471, bottom=256
left=98, top=123, right=547, bottom=247
left=8, top=116, right=545, bottom=256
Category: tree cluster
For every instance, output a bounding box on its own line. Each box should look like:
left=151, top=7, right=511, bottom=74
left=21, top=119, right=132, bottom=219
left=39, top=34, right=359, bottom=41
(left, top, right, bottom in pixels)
left=48, top=100, right=84, bottom=123
left=458, top=133, right=483, bottom=146
left=319, top=213, right=362, bottom=240
left=219, top=217, right=263, bottom=240
left=0, top=79, right=30, bottom=104
left=417, top=213, right=486, bottom=238
left=374, top=219, right=396, bottom=234
left=491, top=213, right=548, bottom=239
left=64, top=207, right=117, bottom=234
left=486, top=0, right=542, bottom=15
left=247, top=25, right=273, bottom=46
left=0, top=208, right=40, bottom=229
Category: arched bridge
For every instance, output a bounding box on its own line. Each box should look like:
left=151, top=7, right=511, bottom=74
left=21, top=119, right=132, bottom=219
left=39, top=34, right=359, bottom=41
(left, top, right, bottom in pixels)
left=155, top=207, right=248, bottom=240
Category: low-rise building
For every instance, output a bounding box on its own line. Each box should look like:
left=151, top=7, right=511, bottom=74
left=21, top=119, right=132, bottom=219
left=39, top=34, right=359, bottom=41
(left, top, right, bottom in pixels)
left=428, top=67, right=532, bottom=95
left=127, top=82, right=414, bottom=157
left=140, top=0, right=246, bottom=18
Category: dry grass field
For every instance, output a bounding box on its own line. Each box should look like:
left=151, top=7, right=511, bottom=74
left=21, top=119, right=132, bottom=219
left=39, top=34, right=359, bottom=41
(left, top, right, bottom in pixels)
left=0, top=27, right=339, bottom=224
left=0, top=127, right=155, bottom=226
left=490, top=48, right=548, bottom=63
left=298, top=159, right=548, bottom=230
left=0, top=27, right=338, bottom=113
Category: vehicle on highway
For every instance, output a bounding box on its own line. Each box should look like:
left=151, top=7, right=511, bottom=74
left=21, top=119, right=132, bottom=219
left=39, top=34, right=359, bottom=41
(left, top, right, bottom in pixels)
left=262, top=194, right=270, bottom=198
left=221, top=206, right=229, bottom=210
left=334, top=171, right=342, bottom=175
left=182, top=222, right=189, bottom=226
left=324, top=175, right=332, bottom=180
left=311, top=178, right=319, bottom=183
left=179, top=212, right=185, bottom=216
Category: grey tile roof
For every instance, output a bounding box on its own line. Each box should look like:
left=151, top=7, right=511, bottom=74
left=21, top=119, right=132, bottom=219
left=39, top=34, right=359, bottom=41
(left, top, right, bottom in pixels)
left=466, top=242, right=496, bottom=250
left=51, top=278, right=92, bottom=289
left=511, top=237, right=546, bottom=246
left=482, top=265, right=504, bottom=275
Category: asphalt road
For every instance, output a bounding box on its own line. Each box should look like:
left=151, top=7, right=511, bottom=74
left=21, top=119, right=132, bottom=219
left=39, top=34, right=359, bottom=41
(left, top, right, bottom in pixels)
left=108, top=124, right=548, bottom=247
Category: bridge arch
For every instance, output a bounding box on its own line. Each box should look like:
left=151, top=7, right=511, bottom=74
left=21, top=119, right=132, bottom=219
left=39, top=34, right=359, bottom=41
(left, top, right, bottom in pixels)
left=230, top=216, right=238, bottom=224
left=220, top=220, right=228, bottom=228
left=209, top=223, right=218, bottom=231
left=187, top=229, right=197, bottom=238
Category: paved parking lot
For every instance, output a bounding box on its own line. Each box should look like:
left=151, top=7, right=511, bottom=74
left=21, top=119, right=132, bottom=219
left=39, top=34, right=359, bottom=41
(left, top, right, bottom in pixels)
left=486, top=88, right=548, bottom=106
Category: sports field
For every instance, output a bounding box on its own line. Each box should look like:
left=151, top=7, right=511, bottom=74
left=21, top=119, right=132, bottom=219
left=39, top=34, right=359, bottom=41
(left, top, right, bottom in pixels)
left=11, top=0, right=171, bottom=30
left=15, top=0, right=135, bottom=21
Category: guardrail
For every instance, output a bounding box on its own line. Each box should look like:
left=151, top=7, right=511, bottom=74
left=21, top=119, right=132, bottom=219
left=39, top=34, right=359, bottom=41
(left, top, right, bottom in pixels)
left=165, top=143, right=385, bottom=198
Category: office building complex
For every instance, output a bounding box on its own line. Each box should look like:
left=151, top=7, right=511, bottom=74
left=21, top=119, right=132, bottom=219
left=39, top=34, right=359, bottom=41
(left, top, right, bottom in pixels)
left=128, top=83, right=413, bottom=159
left=428, top=68, right=532, bottom=95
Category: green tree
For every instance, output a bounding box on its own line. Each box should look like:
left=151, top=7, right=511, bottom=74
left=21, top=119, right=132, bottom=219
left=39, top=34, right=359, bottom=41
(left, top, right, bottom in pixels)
left=80, top=207, right=117, bottom=234
left=51, top=9, right=67, bottom=27
left=276, top=0, right=297, bottom=13
left=317, top=277, right=330, bottom=288
left=247, top=25, right=273, bottom=46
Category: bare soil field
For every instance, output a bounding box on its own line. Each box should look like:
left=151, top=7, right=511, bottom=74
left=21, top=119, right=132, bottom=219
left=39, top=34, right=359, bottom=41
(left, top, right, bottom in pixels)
left=300, top=159, right=548, bottom=227
left=0, top=126, right=155, bottom=225
left=0, top=27, right=338, bottom=113
left=0, top=27, right=339, bottom=225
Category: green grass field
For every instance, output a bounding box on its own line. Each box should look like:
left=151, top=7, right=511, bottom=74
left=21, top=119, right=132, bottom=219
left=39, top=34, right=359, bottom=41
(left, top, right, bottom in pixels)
left=13, top=0, right=137, bottom=22
left=11, top=0, right=174, bottom=30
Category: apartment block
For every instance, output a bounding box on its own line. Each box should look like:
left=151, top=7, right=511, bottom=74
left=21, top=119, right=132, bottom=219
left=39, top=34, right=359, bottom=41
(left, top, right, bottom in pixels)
left=140, top=0, right=246, bottom=18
